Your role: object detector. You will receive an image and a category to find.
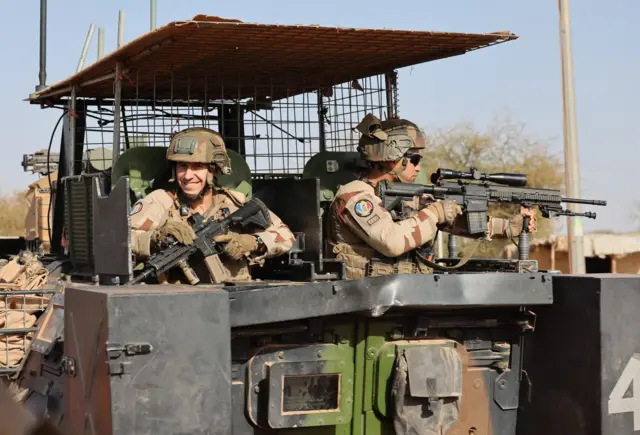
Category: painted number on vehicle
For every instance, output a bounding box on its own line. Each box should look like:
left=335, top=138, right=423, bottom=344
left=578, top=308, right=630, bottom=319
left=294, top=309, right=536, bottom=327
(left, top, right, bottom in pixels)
left=608, top=354, right=640, bottom=431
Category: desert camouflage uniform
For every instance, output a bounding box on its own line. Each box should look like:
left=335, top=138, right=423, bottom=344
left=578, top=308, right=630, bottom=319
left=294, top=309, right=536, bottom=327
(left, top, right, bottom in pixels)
left=329, top=180, right=518, bottom=279
left=329, top=114, right=525, bottom=279
left=130, top=127, right=295, bottom=283
left=130, top=187, right=294, bottom=282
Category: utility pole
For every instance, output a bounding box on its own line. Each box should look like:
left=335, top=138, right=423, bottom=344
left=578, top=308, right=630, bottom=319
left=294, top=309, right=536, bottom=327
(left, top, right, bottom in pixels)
left=118, top=10, right=125, bottom=48
left=150, top=0, right=157, bottom=31
left=558, top=0, right=586, bottom=274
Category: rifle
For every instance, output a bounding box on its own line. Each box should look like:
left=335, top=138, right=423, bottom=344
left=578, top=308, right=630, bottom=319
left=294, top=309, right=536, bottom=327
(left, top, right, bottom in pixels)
left=383, top=167, right=607, bottom=260
left=130, top=197, right=272, bottom=284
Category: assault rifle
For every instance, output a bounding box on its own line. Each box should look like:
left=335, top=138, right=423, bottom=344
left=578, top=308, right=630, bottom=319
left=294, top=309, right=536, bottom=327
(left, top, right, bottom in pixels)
left=383, top=167, right=607, bottom=260
left=130, top=197, right=272, bottom=284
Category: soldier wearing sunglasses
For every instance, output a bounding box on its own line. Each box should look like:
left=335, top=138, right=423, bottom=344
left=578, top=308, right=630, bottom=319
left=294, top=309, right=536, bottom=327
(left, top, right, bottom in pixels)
left=327, top=113, right=536, bottom=280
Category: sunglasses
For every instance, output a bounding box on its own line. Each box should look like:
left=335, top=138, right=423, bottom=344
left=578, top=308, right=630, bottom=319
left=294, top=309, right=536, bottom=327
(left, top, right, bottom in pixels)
left=406, top=152, right=422, bottom=166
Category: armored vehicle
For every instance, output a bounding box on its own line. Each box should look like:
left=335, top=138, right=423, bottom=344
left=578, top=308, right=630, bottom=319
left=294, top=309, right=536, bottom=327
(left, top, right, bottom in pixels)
left=1, top=11, right=637, bottom=435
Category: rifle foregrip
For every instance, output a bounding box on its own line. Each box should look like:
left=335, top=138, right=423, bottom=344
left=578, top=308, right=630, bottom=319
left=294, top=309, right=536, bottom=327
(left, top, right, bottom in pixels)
left=518, top=215, right=530, bottom=261
left=177, top=259, right=200, bottom=285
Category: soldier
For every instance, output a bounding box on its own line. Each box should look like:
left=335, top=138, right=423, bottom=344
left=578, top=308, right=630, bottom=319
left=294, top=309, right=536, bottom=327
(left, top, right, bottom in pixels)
left=328, top=114, right=537, bottom=279
left=129, top=127, right=295, bottom=283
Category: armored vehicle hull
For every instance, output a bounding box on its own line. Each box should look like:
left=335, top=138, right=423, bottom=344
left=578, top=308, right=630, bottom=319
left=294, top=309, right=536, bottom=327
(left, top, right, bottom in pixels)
left=18, top=272, right=552, bottom=435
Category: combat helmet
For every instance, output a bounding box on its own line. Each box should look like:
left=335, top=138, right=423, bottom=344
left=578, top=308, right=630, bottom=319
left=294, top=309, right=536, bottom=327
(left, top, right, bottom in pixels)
left=380, top=118, right=426, bottom=155
left=356, top=114, right=426, bottom=161
left=355, top=114, right=426, bottom=179
left=167, top=127, right=232, bottom=187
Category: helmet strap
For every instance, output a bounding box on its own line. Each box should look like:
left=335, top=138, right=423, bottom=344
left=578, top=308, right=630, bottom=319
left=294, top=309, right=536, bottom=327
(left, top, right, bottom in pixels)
left=177, top=183, right=212, bottom=202
left=386, top=157, right=408, bottom=180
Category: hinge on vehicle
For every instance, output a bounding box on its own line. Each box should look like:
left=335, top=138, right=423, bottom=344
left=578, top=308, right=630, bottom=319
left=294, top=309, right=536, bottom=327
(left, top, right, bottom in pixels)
left=517, top=311, right=537, bottom=333
left=61, top=356, right=76, bottom=377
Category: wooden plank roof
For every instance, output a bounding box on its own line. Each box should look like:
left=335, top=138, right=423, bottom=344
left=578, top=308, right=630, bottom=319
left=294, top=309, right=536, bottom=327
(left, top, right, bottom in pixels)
left=29, top=15, right=518, bottom=104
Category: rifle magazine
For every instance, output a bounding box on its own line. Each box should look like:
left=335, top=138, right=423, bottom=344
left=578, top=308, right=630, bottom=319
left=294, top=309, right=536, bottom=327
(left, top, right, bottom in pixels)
left=204, top=254, right=232, bottom=284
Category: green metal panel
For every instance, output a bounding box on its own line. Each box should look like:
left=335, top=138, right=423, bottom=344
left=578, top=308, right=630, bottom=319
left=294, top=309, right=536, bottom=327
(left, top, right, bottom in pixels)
left=351, top=320, right=367, bottom=435
left=111, top=146, right=169, bottom=200
left=302, top=152, right=365, bottom=202
left=245, top=323, right=356, bottom=433
left=302, top=151, right=429, bottom=205
left=111, top=146, right=253, bottom=201
left=364, top=322, right=401, bottom=435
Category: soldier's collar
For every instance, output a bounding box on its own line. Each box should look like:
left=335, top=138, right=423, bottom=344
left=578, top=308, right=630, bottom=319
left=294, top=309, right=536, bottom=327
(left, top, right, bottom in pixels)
left=358, top=175, right=376, bottom=188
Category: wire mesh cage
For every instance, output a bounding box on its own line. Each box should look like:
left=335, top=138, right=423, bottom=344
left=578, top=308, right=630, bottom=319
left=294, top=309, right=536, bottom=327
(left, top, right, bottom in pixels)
left=29, top=17, right=517, bottom=273
left=30, top=17, right=517, bottom=184
left=0, top=289, right=56, bottom=377
left=72, top=71, right=395, bottom=178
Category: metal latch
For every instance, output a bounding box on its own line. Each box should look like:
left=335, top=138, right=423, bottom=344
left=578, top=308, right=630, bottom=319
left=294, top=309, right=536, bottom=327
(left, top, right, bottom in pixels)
left=105, top=342, right=153, bottom=376
left=106, top=342, right=153, bottom=358
left=412, top=317, right=429, bottom=337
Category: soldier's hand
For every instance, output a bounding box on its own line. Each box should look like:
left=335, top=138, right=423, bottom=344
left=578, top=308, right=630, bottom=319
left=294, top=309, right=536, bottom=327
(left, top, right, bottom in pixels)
left=427, top=200, right=462, bottom=225
left=417, top=193, right=436, bottom=209
left=213, top=232, right=259, bottom=260
left=151, top=220, right=196, bottom=247
left=507, top=207, right=537, bottom=237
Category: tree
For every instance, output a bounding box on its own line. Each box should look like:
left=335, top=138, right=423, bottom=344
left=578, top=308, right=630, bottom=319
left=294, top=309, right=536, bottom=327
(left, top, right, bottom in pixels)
left=419, top=114, right=565, bottom=258
left=0, top=190, right=29, bottom=237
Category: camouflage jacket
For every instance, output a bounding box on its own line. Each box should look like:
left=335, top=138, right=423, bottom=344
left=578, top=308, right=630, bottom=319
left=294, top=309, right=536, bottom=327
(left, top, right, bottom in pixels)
left=130, top=186, right=295, bottom=282
left=328, top=179, right=514, bottom=279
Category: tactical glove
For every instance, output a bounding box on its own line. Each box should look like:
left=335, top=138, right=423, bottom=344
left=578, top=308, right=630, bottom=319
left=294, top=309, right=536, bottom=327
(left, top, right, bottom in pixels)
left=505, top=208, right=537, bottom=238
left=151, top=220, right=196, bottom=247
left=417, top=193, right=436, bottom=209
left=427, top=200, right=462, bottom=225
left=213, top=232, right=259, bottom=260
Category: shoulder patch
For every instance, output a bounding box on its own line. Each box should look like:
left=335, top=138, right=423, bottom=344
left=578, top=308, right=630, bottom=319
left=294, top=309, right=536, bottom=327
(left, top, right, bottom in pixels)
left=130, top=202, right=143, bottom=215
left=354, top=199, right=374, bottom=217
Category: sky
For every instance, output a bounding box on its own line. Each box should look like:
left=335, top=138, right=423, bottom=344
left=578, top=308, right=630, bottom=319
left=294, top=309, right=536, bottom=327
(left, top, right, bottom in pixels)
left=0, top=1, right=637, bottom=234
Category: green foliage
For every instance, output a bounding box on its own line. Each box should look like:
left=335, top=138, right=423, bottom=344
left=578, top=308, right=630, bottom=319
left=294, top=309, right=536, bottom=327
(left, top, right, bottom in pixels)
left=0, top=190, right=30, bottom=237
left=420, top=115, right=565, bottom=257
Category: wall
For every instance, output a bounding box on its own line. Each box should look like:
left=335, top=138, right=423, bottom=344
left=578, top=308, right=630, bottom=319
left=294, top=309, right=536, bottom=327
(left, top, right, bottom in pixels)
left=614, top=253, right=640, bottom=273
left=526, top=246, right=640, bottom=274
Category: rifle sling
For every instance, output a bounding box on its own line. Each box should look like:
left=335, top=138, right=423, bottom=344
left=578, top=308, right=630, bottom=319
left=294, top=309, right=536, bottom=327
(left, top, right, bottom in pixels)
left=415, top=239, right=483, bottom=271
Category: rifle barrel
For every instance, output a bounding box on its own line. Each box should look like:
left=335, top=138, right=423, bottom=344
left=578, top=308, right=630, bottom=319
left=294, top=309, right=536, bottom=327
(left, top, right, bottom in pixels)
left=129, top=267, right=154, bottom=284
left=562, top=197, right=607, bottom=206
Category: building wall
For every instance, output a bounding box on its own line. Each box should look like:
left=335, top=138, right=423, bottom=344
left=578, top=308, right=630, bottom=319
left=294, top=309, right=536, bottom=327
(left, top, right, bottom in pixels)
left=528, top=246, right=570, bottom=272
left=526, top=246, right=640, bottom=274
left=615, top=253, right=640, bottom=273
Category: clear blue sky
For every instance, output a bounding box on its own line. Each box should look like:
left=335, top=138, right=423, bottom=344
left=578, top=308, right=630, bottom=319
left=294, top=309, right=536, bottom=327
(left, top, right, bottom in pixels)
left=0, top=1, right=637, bottom=234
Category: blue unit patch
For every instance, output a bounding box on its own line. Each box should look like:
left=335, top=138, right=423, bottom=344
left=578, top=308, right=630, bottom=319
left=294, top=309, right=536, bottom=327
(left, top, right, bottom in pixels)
left=130, top=202, right=143, bottom=215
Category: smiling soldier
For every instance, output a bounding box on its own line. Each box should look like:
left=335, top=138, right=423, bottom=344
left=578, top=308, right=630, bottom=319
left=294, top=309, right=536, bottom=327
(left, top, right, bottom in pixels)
left=129, top=127, right=295, bottom=283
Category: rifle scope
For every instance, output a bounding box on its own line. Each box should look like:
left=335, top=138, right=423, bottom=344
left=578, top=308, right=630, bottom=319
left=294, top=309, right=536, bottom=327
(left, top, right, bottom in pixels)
left=431, top=168, right=528, bottom=187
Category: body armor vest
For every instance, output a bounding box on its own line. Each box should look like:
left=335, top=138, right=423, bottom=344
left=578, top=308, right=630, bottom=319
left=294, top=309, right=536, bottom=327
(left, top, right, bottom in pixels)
left=329, top=179, right=434, bottom=280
